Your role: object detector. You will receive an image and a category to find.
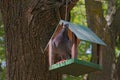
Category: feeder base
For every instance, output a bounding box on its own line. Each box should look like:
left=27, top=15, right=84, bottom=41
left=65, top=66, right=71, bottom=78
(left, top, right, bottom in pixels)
left=49, top=59, right=102, bottom=76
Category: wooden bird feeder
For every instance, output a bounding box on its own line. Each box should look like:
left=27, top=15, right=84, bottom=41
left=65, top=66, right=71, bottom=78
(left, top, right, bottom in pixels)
left=44, top=20, right=106, bottom=76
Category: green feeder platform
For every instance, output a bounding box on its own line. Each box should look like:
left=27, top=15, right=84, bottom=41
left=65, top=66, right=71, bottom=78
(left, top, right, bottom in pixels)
left=49, top=59, right=102, bottom=76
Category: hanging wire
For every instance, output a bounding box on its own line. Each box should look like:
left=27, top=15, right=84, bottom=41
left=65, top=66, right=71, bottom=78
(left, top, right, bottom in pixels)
left=65, top=0, right=68, bottom=21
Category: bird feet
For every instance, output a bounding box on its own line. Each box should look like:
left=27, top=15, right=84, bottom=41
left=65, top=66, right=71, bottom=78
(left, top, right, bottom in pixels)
left=56, top=59, right=66, bottom=64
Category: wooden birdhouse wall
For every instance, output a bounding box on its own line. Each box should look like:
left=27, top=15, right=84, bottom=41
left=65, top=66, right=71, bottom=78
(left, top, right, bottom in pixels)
left=48, top=24, right=80, bottom=66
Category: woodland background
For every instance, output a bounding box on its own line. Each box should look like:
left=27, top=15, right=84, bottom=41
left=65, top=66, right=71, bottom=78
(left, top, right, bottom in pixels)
left=0, top=0, right=120, bottom=80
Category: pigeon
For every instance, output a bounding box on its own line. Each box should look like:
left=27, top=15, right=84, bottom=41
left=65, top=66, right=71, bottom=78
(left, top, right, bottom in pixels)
left=52, top=24, right=72, bottom=63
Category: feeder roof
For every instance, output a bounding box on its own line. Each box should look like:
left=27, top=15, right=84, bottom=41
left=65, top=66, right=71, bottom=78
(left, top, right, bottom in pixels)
left=60, top=20, right=106, bottom=46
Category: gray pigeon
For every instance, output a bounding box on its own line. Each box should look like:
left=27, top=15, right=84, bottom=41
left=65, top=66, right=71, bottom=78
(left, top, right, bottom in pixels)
left=52, top=24, right=72, bottom=63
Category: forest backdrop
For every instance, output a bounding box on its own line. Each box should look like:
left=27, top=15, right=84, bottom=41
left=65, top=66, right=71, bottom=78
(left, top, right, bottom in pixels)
left=0, top=0, right=120, bottom=80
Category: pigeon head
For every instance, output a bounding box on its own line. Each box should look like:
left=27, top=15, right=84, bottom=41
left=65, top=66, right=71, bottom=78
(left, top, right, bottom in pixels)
left=63, top=24, right=69, bottom=30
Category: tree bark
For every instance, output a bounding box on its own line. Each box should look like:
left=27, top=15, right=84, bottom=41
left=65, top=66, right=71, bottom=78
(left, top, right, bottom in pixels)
left=0, top=0, right=63, bottom=80
left=107, top=1, right=120, bottom=80
left=85, top=0, right=116, bottom=80
left=116, top=55, right=120, bottom=80
left=110, top=7, right=120, bottom=80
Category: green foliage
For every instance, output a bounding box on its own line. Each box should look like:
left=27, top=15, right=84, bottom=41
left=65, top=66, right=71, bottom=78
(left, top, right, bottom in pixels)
left=116, top=47, right=120, bottom=58
left=102, top=1, right=108, bottom=17
left=0, top=25, right=4, bottom=37
left=0, top=11, right=5, bottom=80
left=0, top=64, right=6, bottom=80
left=115, top=37, right=120, bottom=60
left=78, top=41, right=91, bottom=61
left=117, top=0, right=120, bottom=8
left=71, top=0, right=87, bottom=26
left=63, top=75, right=86, bottom=80
left=116, top=36, right=120, bottom=49
left=0, top=21, right=5, bottom=63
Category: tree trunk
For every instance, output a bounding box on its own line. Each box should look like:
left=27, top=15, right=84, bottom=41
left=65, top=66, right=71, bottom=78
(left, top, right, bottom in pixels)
left=110, top=7, right=120, bottom=80
left=0, top=0, right=63, bottom=80
left=116, top=55, right=120, bottom=80
left=85, top=0, right=116, bottom=80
